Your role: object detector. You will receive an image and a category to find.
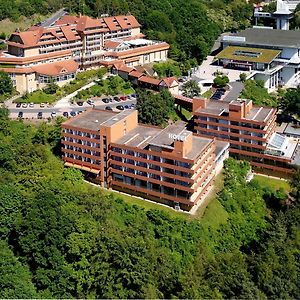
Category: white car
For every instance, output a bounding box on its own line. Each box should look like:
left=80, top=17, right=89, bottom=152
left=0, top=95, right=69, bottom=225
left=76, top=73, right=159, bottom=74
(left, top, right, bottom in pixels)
left=29, top=102, right=34, bottom=108
left=87, top=99, right=95, bottom=105
left=51, top=111, right=57, bottom=118
left=22, top=103, right=28, bottom=108
left=40, top=103, right=45, bottom=108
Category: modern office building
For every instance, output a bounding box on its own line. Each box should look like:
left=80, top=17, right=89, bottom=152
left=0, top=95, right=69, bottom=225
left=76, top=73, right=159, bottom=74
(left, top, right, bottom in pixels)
left=193, top=98, right=299, bottom=173
left=0, top=14, right=169, bottom=94
left=216, top=27, right=300, bottom=91
left=61, top=108, right=229, bottom=211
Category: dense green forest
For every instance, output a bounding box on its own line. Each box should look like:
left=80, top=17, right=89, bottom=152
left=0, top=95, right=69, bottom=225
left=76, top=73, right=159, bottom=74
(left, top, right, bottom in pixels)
left=0, top=108, right=299, bottom=298
left=0, top=0, right=253, bottom=71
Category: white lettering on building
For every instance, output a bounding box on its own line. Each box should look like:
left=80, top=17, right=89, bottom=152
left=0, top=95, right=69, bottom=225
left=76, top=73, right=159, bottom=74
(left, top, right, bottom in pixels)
left=168, top=133, right=187, bottom=141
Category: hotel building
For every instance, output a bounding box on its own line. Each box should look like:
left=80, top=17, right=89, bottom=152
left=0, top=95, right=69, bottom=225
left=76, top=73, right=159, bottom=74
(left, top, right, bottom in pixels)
left=61, top=108, right=229, bottom=211
left=193, top=98, right=299, bottom=174
left=0, top=14, right=169, bottom=94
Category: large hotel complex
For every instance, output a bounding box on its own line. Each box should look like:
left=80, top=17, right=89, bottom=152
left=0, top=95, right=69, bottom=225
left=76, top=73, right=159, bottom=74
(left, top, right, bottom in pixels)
left=62, top=109, right=229, bottom=211
left=0, top=13, right=169, bottom=93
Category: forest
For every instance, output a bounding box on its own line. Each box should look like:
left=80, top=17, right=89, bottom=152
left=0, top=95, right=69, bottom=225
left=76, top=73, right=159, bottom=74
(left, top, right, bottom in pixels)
left=0, top=108, right=299, bottom=298
left=0, top=0, right=253, bottom=72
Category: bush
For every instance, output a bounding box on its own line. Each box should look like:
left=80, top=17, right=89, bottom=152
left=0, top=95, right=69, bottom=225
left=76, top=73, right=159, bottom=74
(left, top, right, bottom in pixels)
left=213, top=75, right=229, bottom=87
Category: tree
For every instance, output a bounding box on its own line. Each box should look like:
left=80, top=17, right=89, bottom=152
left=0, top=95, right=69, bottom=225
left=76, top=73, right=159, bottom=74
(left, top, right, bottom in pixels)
left=0, top=71, right=13, bottom=95
left=281, top=87, right=300, bottom=117
left=181, top=80, right=201, bottom=98
left=0, top=240, right=37, bottom=298
left=213, top=75, right=229, bottom=87
left=240, top=73, right=247, bottom=82
left=43, top=81, right=59, bottom=94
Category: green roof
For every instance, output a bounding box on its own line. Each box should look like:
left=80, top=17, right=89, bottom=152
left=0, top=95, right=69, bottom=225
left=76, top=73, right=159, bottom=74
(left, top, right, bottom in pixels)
left=216, top=46, right=281, bottom=64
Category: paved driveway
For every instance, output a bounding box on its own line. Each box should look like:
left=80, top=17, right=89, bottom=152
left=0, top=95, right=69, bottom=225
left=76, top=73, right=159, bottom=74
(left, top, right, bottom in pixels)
left=223, top=81, right=244, bottom=102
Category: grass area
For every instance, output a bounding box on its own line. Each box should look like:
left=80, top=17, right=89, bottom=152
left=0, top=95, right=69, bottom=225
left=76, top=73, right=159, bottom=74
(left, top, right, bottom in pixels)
left=181, top=107, right=192, bottom=120
left=103, top=189, right=188, bottom=219
left=15, top=90, right=58, bottom=104
left=253, top=174, right=290, bottom=192
left=75, top=75, right=134, bottom=100
left=202, top=88, right=213, bottom=98
left=0, top=15, right=49, bottom=36
left=200, top=199, right=229, bottom=229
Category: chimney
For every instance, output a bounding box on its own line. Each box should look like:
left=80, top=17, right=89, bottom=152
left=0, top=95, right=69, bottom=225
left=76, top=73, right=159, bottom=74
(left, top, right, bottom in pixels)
left=193, top=97, right=207, bottom=113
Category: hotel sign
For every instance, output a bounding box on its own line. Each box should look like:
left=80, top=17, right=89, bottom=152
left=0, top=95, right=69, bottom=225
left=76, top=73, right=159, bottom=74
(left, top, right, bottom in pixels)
left=168, top=133, right=187, bottom=141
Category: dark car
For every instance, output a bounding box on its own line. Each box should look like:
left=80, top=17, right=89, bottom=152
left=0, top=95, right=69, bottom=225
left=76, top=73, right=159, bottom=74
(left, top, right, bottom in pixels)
left=63, top=112, right=69, bottom=117
left=102, top=98, right=109, bottom=103
left=116, top=105, right=124, bottom=110
left=37, top=112, right=43, bottom=119
left=108, top=97, right=113, bottom=102
left=18, top=111, right=23, bottom=118
left=16, top=103, right=21, bottom=108
left=78, top=110, right=83, bottom=114
left=113, top=96, right=120, bottom=102
left=77, top=101, right=83, bottom=106
left=70, top=111, right=76, bottom=117
left=124, top=105, right=129, bottom=109
left=105, top=106, right=113, bottom=111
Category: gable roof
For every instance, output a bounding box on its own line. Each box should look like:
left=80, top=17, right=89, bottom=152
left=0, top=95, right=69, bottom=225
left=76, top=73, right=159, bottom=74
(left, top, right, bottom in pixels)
left=160, top=77, right=178, bottom=87
left=32, top=59, right=78, bottom=76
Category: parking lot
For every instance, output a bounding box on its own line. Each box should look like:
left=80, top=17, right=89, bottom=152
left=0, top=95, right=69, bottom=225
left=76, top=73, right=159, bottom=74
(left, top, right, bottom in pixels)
left=9, top=94, right=137, bottom=120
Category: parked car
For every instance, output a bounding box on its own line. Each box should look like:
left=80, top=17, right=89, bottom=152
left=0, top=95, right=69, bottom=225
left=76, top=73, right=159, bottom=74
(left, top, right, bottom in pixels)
left=29, top=102, right=34, bottom=108
left=130, top=103, right=135, bottom=108
left=105, top=106, right=113, bottom=111
left=37, top=112, right=43, bottom=119
left=22, top=103, right=28, bottom=108
left=116, top=105, right=124, bottom=110
left=18, top=111, right=23, bottom=118
left=16, top=103, right=21, bottom=108
left=87, top=99, right=95, bottom=105
left=108, top=97, right=113, bottom=102
left=102, top=98, right=109, bottom=103
left=113, top=96, right=120, bottom=102
left=40, top=103, right=45, bottom=108
left=77, top=110, right=83, bottom=114
left=124, top=105, right=129, bottom=109
left=77, top=101, right=83, bottom=106
left=51, top=111, right=57, bottom=118
left=70, top=111, right=76, bottom=117
left=120, top=96, right=127, bottom=101
left=63, top=112, right=69, bottom=117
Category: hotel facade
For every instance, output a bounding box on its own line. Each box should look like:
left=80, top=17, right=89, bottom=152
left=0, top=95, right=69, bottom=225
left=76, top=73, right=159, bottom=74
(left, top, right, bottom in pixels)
left=61, top=108, right=229, bottom=211
left=193, top=98, right=299, bottom=174
left=0, top=14, right=169, bottom=94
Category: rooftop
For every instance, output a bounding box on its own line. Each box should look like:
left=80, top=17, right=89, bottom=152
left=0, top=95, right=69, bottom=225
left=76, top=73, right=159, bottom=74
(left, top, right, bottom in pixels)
left=226, top=28, right=300, bottom=49
left=63, top=109, right=131, bottom=131
left=195, top=99, right=276, bottom=123
left=216, top=46, right=281, bottom=64
left=114, top=122, right=213, bottom=160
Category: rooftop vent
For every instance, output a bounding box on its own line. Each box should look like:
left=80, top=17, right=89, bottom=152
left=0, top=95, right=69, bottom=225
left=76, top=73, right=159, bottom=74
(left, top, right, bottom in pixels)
left=95, top=120, right=99, bottom=123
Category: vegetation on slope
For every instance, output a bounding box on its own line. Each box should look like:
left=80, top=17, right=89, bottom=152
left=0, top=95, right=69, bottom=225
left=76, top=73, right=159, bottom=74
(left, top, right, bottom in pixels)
left=0, top=108, right=299, bottom=298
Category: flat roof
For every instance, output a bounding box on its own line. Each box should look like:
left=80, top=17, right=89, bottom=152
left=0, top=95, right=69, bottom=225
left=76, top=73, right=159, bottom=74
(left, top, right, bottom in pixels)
left=230, top=28, right=300, bottom=49
left=63, top=109, right=134, bottom=131
left=283, top=123, right=300, bottom=136
left=114, top=122, right=212, bottom=160
left=216, top=46, right=280, bottom=64
left=196, top=100, right=275, bottom=123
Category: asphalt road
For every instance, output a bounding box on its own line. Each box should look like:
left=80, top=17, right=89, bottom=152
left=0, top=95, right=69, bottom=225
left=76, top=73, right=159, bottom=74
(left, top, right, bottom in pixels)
left=9, top=99, right=137, bottom=119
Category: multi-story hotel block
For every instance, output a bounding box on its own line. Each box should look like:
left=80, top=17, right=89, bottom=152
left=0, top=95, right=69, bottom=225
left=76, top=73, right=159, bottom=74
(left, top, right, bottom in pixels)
left=193, top=98, right=300, bottom=174
left=0, top=13, right=169, bottom=94
left=61, top=108, right=229, bottom=211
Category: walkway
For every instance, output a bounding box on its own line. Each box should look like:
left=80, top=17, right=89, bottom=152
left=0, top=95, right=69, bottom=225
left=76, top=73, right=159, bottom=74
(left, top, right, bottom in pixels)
left=54, top=81, right=96, bottom=108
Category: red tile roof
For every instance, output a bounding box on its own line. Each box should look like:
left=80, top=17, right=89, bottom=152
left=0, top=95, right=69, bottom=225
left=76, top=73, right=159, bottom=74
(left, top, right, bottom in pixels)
left=32, top=59, right=78, bottom=76
left=104, top=40, right=122, bottom=49
left=128, top=70, right=144, bottom=78
left=138, top=75, right=160, bottom=85
left=160, top=77, right=178, bottom=87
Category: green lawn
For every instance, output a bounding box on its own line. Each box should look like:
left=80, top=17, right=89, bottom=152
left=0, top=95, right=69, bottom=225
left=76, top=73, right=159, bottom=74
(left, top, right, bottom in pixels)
left=202, top=88, right=213, bottom=98
left=200, top=199, right=229, bottom=229
left=15, top=90, right=57, bottom=104
left=253, top=174, right=290, bottom=192
left=103, top=189, right=188, bottom=219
